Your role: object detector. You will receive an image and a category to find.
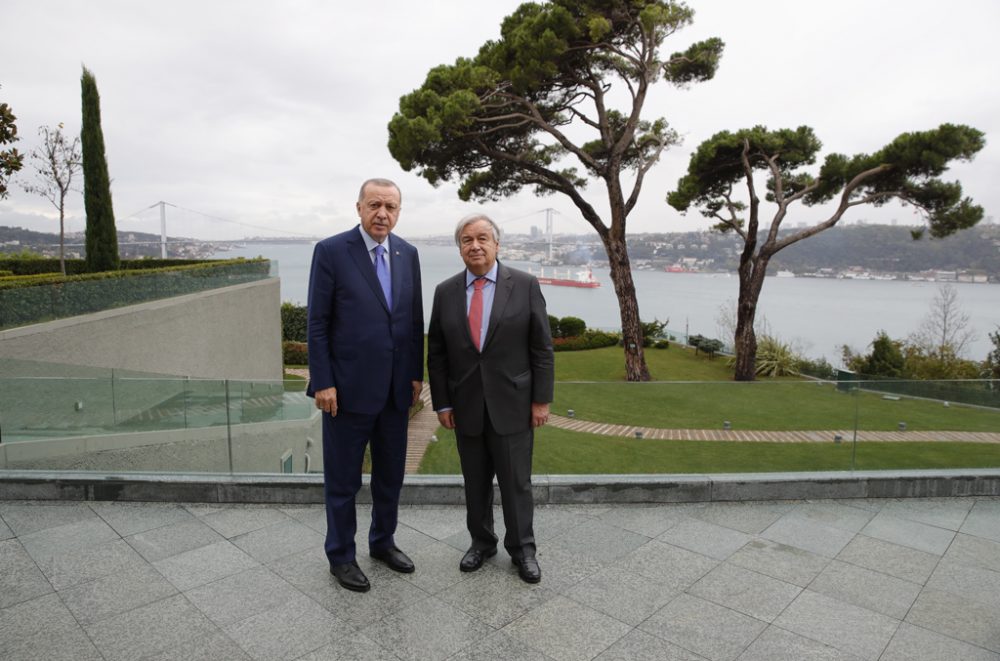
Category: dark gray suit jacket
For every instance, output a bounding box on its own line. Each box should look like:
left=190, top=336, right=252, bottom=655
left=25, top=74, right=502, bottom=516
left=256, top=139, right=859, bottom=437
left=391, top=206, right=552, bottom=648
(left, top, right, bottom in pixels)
left=427, top=262, right=554, bottom=437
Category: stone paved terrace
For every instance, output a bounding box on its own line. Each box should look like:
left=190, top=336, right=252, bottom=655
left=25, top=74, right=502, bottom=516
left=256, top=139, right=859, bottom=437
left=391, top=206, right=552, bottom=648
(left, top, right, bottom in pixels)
left=2, top=496, right=1000, bottom=660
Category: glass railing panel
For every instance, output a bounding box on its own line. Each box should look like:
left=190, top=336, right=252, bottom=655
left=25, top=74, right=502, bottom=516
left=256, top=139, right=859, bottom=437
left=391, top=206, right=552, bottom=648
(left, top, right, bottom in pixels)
left=0, top=377, right=116, bottom=445
left=852, top=379, right=1000, bottom=471
left=547, top=380, right=862, bottom=474
left=226, top=379, right=320, bottom=474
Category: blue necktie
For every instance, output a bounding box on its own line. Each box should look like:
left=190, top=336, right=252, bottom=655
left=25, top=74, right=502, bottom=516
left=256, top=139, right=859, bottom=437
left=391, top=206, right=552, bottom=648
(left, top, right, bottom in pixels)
left=374, top=244, right=392, bottom=309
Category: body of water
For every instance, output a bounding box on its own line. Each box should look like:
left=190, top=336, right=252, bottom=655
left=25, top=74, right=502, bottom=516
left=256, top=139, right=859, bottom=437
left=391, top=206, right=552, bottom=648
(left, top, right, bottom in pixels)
left=222, top=241, right=1000, bottom=364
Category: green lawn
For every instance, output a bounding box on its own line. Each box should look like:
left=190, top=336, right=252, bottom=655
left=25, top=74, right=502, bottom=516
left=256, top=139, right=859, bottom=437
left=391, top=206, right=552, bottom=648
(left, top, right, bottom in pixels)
left=417, top=344, right=1000, bottom=474
left=419, top=425, right=1000, bottom=474
left=554, top=381, right=1000, bottom=432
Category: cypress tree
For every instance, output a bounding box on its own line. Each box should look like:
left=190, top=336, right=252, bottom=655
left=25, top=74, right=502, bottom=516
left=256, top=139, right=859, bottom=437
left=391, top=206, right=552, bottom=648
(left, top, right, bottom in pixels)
left=80, top=66, right=119, bottom=271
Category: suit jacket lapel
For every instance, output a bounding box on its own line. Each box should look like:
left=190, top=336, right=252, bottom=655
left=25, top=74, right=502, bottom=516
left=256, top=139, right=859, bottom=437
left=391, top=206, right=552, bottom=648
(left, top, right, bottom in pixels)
left=451, top=272, right=474, bottom=349
left=482, top=263, right=512, bottom=352
left=347, top=231, right=390, bottom=313
left=389, top=240, right=404, bottom=313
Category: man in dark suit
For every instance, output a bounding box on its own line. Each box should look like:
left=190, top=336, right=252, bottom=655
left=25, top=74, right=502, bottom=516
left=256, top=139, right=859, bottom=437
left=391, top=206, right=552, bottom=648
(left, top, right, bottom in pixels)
left=307, top=178, right=423, bottom=592
left=427, top=213, right=554, bottom=583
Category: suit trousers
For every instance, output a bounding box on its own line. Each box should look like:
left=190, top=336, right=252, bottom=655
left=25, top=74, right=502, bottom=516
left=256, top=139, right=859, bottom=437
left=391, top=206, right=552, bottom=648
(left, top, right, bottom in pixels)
left=456, top=405, right=536, bottom=558
left=321, top=403, right=408, bottom=566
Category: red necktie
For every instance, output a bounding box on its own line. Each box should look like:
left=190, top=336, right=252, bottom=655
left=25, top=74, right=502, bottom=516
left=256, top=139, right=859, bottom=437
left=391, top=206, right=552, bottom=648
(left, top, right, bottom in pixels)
left=468, top=277, right=486, bottom=350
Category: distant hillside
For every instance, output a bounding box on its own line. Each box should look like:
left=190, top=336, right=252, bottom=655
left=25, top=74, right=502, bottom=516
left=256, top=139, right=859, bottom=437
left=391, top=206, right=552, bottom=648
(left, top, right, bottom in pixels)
left=769, top=224, right=1000, bottom=274
left=0, top=226, right=212, bottom=259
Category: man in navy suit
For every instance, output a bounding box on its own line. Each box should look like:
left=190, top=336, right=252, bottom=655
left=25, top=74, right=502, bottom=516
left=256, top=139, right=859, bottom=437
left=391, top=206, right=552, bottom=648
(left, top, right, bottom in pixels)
left=307, top=178, right=423, bottom=592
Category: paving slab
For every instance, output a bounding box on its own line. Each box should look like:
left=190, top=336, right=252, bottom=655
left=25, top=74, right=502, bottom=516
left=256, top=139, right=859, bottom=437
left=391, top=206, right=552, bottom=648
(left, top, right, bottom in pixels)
left=59, top=562, right=178, bottom=625
left=860, top=510, right=956, bottom=555
left=363, top=596, right=495, bottom=661
left=125, top=517, right=226, bottom=562
left=657, top=517, right=752, bottom=560
left=0, top=538, right=53, bottom=609
left=737, top=626, right=863, bottom=661
left=834, top=534, right=939, bottom=583
left=688, top=562, right=802, bottom=622
left=84, top=593, right=220, bottom=661
left=880, top=622, right=1000, bottom=661
left=153, top=539, right=260, bottom=591
left=89, top=500, right=195, bottom=536
left=223, top=593, right=354, bottom=661
left=0, top=593, right=103, bottom=661
left=906, top=587, right=1000, bottom=653
left=593, top=629, right=709, bottom=660
left=638, top=592, right=767, bottom=661
left=807, top=559, right=921, bottom=619
left=774, top=590, right=899, bottom=660
left=503, top=595, right=632, bottom=661
left=727, top=538, right=830, bottom=587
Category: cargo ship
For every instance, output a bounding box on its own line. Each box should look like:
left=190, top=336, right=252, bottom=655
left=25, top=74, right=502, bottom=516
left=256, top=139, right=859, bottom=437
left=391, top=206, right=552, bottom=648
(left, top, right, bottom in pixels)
left=532, top=267, right=600, bottom=288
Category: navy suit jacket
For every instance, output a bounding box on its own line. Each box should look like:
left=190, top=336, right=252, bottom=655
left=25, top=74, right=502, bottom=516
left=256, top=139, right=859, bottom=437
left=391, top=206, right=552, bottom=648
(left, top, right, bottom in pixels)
left=306, top=226, right=423, bottom=415
left=427, top=262, right=554, bottom=436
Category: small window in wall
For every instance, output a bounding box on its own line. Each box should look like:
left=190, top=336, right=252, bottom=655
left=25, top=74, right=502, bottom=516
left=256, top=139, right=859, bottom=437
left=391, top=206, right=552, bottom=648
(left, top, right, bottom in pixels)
left=280, top=450, right=293, bottom=474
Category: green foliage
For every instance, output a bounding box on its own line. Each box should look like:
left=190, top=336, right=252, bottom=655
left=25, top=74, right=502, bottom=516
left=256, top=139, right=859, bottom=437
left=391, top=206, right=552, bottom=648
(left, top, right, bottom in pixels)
left=0, top=270, right=12, bottom=277
left=553, top=329, right=620, bottom=352
left=558, top=315, right=586, bottom=338
left=796, top=356, right=837, bottom=380
left=753, top=335, right=800, bottom=377
left=0, top=259, right=270, bottom=329
left=860, top=331, right=905, bottom=378
left=281, top=302, right=307, bottom=342
left=0, top=87, right=24, bottom=199
left=0, top=257, right=216, bottom=275
left=640, top=318, right=668, bottom=345
left=547, top=314, right=561, bottom=338
left=0, top=248, right=43, bottom=261
left=390, top=0, right=720, bottom=200
left=668, top=124, right=984, bottom=240
left=80, top=67, right=119, bottom=272
left=699, top=338, right=723, bottom=358
left=653, top=339, right=670, bottom=349
left=984, top=328, right=1000, bottom=379
left=901, top=345, right=981, bottom=380
left=282, top=341, right=308, bottom=365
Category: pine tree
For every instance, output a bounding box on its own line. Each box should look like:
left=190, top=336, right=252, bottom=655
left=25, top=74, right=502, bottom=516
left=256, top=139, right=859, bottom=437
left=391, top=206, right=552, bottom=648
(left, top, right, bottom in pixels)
left=80, top=66, right=119, bottom=271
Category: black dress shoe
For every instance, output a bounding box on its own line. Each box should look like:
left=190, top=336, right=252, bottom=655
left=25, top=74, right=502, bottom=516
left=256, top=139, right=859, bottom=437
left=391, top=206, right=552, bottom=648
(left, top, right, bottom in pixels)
left=330, top=561, right=370, bottom=592
left=459, top=547, right=497, bottom=572
left=370, top=546, right=415, bottom=573
left=512, top=555, right=541, bottom=583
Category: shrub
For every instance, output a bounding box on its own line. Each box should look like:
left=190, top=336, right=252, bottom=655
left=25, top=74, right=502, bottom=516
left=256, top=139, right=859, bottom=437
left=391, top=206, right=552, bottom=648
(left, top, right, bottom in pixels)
left=640, top=318, right=668, bottom=346
left=553, top=329, right=620, bottom=352
left=547, top=314, right=561, bottom=338
left=797, top=356, right=837, bottom=380
left=0, top=270, right=12, bottom=277
left=754, top=335, right=800, bottom=377
left=700, top=338, right=724, bottom=358
left=559, top=315, right=586, bottom=338
left=281, top=302, right=307, bottom=342
left=688, top=334, right=706, bottom=351
left=653, top=339, right=670, bottom=349
left=283, top=341, right=308, bottom=365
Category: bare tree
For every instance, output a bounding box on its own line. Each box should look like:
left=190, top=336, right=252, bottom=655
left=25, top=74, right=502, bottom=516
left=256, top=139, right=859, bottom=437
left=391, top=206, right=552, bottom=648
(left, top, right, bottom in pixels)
left=21, top=124, right=81, bottom=274
left=910, top=284, right=975, bottom=359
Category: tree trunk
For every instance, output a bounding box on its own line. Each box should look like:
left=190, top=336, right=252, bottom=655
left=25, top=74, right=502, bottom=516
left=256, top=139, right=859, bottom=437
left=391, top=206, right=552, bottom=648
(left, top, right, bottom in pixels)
left=58, top=202, right=66, bottom=275
left=603, top=232, right=650, bottom=381
left=733, top=256, right=768, bottom=381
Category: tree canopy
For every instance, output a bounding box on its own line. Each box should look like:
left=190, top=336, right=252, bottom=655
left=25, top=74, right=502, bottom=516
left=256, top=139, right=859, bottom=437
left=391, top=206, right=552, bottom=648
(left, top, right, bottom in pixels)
left=668, top=124, right=984, bottom=381
left=0, top=85, right=24, bottom=200
left=668, top=124, right=985, bottom=242
left=81, top=66, right=120, bottom=272
left=389, top=0, right=724, bottom=381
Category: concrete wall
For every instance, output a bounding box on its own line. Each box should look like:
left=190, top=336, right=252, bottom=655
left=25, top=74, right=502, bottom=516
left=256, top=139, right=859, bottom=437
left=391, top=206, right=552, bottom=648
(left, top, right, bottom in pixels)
left=0, top=278, right=282, bottom=381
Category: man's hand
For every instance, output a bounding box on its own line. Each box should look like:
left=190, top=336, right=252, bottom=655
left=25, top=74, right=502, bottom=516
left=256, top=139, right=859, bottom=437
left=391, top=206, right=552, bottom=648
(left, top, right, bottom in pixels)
left=315, top=387, right=338, bottom=417
left=531, top=402, right=550, bottom=428
left=437, top=410, right=455, bottom=429
left=412, top=380, right=423, bottom=406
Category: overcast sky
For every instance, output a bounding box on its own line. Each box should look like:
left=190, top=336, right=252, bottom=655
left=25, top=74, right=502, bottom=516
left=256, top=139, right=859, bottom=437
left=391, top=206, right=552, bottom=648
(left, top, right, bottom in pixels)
left=2, top=0, right=997, bottom=241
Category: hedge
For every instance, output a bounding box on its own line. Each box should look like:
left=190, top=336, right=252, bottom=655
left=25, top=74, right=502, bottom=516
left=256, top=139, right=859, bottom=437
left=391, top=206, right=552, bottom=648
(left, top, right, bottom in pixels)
left=553, top=329, right=621, bottom=352
left=0, top=258, right=271, bottom=329
left=281, top=302, right=307, bottom=342
left=283, top=341, right=308, bottom=365
left=0, top=257, right=227, bottom=276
